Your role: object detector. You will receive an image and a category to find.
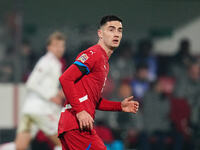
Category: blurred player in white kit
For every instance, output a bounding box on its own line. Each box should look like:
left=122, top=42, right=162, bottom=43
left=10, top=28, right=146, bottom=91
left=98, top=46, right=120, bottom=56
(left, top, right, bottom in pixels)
left=0, top=31, right=66, bottom=150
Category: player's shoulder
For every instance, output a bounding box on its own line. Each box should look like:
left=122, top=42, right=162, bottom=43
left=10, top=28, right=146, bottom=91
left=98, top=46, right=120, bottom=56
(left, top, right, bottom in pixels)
left=78, top=45, right=102, bottom=58
left=88, top=44, right=102, bottom=54
left=35, top=53, right=53, bottom=68
left=76, top=45, right=107, bottom=65
left=37, top=54, right=48, bottom=65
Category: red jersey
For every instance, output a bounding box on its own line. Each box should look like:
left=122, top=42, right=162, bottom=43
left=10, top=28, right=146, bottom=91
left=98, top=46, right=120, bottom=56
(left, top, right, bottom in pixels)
left=58, top=44, right=121, bottom=136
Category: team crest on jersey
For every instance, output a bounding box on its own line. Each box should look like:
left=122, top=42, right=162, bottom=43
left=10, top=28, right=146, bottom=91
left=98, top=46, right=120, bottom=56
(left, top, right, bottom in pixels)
left=78, top=54, right=89, bottom=63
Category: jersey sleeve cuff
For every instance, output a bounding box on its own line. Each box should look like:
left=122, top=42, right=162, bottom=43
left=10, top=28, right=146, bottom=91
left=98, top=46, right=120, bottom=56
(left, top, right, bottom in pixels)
left=72, top=105, right=85, bottom=114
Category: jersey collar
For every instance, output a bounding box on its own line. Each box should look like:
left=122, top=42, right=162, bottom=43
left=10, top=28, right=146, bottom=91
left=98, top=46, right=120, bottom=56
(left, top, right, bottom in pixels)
left=47, top=51, right=61, bottom=64
left=96, top=44, right=109, bottom=61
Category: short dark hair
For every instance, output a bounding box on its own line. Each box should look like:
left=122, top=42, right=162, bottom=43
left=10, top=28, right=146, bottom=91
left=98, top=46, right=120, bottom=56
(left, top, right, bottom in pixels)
left=99, top=15, right=122, bottom=28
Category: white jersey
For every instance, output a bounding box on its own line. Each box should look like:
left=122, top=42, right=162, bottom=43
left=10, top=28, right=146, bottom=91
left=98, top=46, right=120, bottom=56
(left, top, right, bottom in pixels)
left=22, top=51, right=62, bottom=114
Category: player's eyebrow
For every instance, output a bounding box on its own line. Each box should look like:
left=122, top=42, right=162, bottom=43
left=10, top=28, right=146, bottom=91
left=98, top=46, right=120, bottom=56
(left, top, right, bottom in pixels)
left=108, top=26, right=116, bottom=29
left=108, top=26, right=123, bottom=30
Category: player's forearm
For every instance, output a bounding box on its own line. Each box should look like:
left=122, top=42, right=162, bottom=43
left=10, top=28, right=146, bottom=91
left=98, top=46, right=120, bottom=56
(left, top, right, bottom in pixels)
left=56, top=89, right=65, bottom=99
left=96, top=98, right=122, bottom=111
left=59, top=64, right=85, bottom=113
left=60, top=79, right=84, bottom=113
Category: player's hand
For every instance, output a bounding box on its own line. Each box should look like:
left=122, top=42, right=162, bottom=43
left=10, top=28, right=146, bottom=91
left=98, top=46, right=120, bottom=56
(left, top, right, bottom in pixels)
left=76, top=110, right=94, bottom=131
left=121, top=96, right=139, bottom=113
left=50, top=96, right=63, bottom=106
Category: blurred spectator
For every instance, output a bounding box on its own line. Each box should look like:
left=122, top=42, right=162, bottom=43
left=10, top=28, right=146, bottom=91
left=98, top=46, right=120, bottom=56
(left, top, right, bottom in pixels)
left=0, top=13, right=16, bottom=82
left=96, top=81, right=132, bottom=130
left=116, top=81, right=142, bottom=149
left=20, top=39, right=37, bottom=82
left=140, top=80, right=171, bottom=150
left=95, top=120, right=114, bottom=144
left=0, top=46, right=15, bottom=82
left=135, top=38, right=157, bottom=81
left=110, top=41, right=135, bottom=82
left=169, top=38, right=194, bottom=79
left=0, top=21, right=7, bottom=61
left=95, top=121, right=124, bottom=150
left=0, top=62, right=14, bottom=82
left=169, top=97, right=192, bottom=149
left=0, top=13, right=38, bottom=83
left=158, top=76, right=175, bottom=96
left=124, top=128, right=139, bottom=149
left=174, top=38, right=193, bottom=65
left=130, top=63, right=150, bottom=102
left=173, top=59, right=200, bottom=149
left=157, top=55, right=173, bottom=76
left=173, top=59, right=200, bottom=121
left=117, top=81, right=135, bottom=129
left=0, top=39, right=38, bottom=83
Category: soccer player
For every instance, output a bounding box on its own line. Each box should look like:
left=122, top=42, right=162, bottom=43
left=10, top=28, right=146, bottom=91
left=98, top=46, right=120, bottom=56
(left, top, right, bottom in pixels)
left=58, top=15, right=139, bottom=150
left=0, top=32, right=66, bottom=150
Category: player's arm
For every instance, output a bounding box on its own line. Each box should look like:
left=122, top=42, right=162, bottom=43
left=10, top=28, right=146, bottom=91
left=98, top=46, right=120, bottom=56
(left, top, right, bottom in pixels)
left=50, top=89, right=65, bottom=106
left=59, top=64, right=85, bottom=113
left=60, top=51, right=97, bottom=113
left=96, top=98, right=122, bottom=111
left=60, top=63, right=94, bottom=130
left=60, top=51, right=97, bottom=130
left=97, top=96, right=139, bottom=113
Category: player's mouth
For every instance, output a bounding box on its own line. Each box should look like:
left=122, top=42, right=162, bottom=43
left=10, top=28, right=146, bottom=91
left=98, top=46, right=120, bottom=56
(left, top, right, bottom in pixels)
left=113, top=39, right=119, bottom=44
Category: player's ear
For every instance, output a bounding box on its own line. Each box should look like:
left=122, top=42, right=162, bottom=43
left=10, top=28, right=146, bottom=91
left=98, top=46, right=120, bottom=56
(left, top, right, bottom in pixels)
left=98, top=29, right=103, bottom=39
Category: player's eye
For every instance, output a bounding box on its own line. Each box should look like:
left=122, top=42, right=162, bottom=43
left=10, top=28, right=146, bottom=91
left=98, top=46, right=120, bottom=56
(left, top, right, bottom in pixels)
left=108, top=27, right=115, bottom=32
left=118, top=28, right=123, bottom=33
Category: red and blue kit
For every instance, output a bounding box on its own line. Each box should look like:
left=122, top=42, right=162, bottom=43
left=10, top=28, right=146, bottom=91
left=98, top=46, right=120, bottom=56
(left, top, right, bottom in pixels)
left=58, top=44, right=122, bottom=150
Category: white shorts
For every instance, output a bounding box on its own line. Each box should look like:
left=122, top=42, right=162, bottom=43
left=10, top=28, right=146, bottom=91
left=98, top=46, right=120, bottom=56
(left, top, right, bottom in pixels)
left=17, top=112, right=60, bottom=136
left=18, top=94, right=61, bottom=136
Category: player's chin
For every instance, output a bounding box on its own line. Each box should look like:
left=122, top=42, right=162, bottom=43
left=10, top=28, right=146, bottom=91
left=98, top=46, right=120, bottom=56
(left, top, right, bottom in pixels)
left=111, top=43, right=120, bottom=49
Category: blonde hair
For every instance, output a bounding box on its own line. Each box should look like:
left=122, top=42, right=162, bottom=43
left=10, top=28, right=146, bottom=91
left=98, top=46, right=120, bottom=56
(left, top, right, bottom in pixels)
left=46, top=31, right=66, bottom=46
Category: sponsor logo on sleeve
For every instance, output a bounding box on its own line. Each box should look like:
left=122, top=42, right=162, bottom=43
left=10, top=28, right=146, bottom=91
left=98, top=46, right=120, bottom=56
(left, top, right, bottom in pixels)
left=78, top=54, right=89, bottom=63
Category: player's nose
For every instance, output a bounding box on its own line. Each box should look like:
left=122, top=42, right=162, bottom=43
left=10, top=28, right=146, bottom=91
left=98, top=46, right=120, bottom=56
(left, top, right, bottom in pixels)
left=114, top=31, right=121, bottom=38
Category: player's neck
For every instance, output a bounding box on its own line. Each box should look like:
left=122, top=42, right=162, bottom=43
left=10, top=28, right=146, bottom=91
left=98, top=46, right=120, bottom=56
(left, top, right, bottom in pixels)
left=97, top=41, right=113, bottom=58
left=48, top=50, right=60, bottom=60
